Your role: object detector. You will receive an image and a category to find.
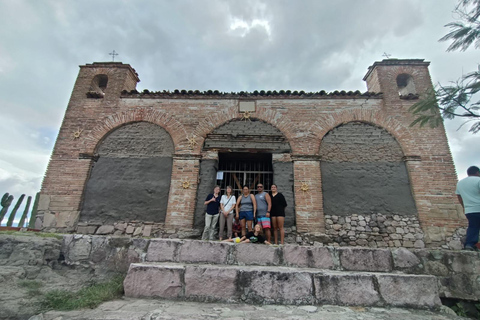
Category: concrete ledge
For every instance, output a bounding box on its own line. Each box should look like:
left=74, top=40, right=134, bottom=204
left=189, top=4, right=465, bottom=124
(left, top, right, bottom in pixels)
left=185, top=265, right=238, bottom=301
left=377, top=274, right=441, bottom=308
left=235, top=243, right=281, bottom=266
left=146, top=239, right=181, bottom=262
left=337, top=248, right=393, bottom=272
left=284, top=245, right=335, bottom=269
left=178, top=241, right=230, bottom=264
left=123, top=263, right=183, bottom=298
left=315, top=273, right=380, bottom=306
left=124, top=263, right=441, bottom=308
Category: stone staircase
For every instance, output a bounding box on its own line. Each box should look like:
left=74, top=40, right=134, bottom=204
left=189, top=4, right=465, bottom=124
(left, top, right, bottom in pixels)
left=123, top=239, right=442, bottom=309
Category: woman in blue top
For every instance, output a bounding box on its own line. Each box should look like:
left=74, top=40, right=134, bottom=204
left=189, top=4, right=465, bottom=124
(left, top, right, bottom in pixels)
left=235, top=185, right=257, bottom=237
left=202, top=185, right=221, bottom=240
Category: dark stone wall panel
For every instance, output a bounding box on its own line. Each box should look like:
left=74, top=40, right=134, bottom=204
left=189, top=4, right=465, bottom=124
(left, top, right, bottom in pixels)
left=98, top=122, right=174, bottom=157
left=320, top=122, right=403, bottom=162
left=273, top=161, right=295, bottom=227
left=81, top=157, right=172, bottom=224
left=321, top=162, right=417, bottom=216
left=193, top=159, right=218, bottom=229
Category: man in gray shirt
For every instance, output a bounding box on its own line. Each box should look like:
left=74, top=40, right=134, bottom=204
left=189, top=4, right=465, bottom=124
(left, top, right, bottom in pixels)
left=456, top=166, right=480, bottom=251
left=255, top=184, right=272, bottom=243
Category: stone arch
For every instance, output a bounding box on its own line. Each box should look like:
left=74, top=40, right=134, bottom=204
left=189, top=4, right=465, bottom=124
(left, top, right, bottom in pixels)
left=396, top=73, right=416, bottom=96
left=319, top=121, right=417, bottom=216
left=193, top=107, right=300, bottom=154
left=313, top=109, right=417, bottom=157
left=82, top=107, right=186, bottom=154
left=203, top=118, right=291, bottom=153
left=79, top=121, right=175, bottom=224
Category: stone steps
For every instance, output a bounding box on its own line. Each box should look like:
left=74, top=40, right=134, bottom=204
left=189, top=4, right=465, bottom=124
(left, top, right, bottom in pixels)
left=145, top=239, right=402, bottom=272
left=123, top=262, right=441, bottom=309
left=123, top=239, right=444, bottom=308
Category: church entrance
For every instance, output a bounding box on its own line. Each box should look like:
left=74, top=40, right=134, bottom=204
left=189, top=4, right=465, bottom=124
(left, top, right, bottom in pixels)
left=193, top=119, right=295, bottom=229
left=216, top=153, right=273, bottom=196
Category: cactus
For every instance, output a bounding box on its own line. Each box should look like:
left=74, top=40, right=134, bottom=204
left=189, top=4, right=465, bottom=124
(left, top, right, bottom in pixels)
left=6, top=194, right=25, bottom=227
left=18, top=196, right=32, bottom=228
left=28, top=193, right=40, bottom=229
left=0, top=193, right=14, bottom=225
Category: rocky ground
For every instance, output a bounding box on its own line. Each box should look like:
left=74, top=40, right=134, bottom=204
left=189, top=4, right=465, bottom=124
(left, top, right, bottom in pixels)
left=28, top=298, right=467, bottom=320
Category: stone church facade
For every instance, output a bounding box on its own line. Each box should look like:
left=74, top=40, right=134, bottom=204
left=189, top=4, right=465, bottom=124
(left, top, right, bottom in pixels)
left=37, top=59, right=466, bottom=248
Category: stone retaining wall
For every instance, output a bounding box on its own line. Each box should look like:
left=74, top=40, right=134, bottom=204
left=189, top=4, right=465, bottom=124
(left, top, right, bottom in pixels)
left=62, top=235, right=480, bottom=301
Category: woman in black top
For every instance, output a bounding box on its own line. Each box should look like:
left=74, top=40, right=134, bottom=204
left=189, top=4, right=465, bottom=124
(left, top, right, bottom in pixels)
left=270, top=184, right=287, bottom=245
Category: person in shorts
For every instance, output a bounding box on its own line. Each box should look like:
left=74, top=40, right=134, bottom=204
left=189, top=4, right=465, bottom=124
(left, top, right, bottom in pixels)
left=255, top=183, right=272, bottom=243
left=236, top=185, right=256, bottom=237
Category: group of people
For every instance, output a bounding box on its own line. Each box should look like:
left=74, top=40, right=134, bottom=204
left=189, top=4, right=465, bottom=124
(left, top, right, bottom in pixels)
left=202, top=183, right=288, bottom=245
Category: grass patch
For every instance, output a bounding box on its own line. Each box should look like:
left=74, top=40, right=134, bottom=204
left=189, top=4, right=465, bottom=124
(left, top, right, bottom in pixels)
left=40, top=275, right=124, bottom=311
left=0, top=230, right=63, bottom=239
left=18, top=280, right=44, bottom=297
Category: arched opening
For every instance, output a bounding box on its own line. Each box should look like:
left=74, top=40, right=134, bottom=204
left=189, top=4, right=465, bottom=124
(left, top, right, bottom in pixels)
left=90, top=74, right=108, bottom=94
left=79, top=121, right=174, bottom=224
left=319, top=121, right=417, bottom=216
left=396, top=73, right=416, bottom=96
left=193, top=119, right=295, bottom=229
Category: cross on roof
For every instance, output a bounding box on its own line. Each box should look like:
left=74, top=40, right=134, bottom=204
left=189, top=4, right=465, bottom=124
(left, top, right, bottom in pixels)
left=109, top=50, right=119, bottom=62
left=382, top=52, right=392, bottom=59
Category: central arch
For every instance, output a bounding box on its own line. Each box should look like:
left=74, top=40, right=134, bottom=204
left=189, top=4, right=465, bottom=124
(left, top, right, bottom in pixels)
left=193, top=118, right=295, bottom=229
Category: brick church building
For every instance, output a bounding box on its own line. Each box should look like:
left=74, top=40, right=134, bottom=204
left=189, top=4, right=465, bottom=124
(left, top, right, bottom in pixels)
left=37, top=59, right=466, bottom=248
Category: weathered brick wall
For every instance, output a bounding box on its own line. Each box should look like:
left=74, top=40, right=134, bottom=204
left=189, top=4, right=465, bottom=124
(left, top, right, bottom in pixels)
left=38, top=59, right=464, bottom=247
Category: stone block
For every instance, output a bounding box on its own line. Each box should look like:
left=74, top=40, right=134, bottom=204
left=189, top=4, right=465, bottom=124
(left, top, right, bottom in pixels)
left=392, top=248, right=421, bottom=269
left=43, top=212, right=56, bottom=228
left=146, top=239, right=181, bottom=262
left=338, top=248, right=392, bottom=272
left=235, top=244, right=280, bottom=266
left=178, top=241, right=229, bottom=264
left=283, top=245, right=335, bottom=269
left=126, top=226, right=135, bottom=234
left=133, top=227, right=143, bottom=236
left=96, top=225, right=114, bottom=235
left=65, top=236, right=91, bottom=262
left=143, top=225, right=152, bottom=237
left=376, top=274, right=441, bottom=308
left=185, top=265, right=238, bottom=300
left=242, top=268, right=314, bottom=304
left=314, top=273, right=380, bottom=306
left=37, top=194, right=51, bottom=211
left=123, top=263, right=184, bottom=298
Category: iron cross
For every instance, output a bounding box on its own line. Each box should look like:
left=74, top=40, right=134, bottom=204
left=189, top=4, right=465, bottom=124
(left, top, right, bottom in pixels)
left=109, top=50, right=119, bottom=62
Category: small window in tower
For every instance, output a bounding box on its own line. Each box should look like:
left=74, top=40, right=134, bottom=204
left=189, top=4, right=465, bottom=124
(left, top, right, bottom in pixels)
left=87, top=74, right=108, bottom=98
left=396, top=73, right=416, bottom=97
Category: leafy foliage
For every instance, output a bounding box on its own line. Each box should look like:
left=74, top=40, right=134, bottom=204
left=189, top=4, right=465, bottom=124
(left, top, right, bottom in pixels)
left=410, top=0, right=480, bottom=133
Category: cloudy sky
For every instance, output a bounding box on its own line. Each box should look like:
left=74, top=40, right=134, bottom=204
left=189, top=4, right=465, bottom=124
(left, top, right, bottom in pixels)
left=0, top=0, right=479, bottom=212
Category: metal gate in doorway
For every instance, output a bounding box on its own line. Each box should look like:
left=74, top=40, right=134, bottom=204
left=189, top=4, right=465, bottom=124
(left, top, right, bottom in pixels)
left=216, top=153, right=273, bottom=197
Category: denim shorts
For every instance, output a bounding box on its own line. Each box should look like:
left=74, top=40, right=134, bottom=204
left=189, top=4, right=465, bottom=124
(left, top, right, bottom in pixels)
left=239, top=211, right=254, bottom=221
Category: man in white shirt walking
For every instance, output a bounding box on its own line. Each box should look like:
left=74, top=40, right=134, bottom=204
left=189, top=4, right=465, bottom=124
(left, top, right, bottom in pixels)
left=456, top=166, right=480, bottom=251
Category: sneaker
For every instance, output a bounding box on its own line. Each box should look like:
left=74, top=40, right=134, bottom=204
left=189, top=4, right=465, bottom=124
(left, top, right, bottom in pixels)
left=464, top=245, right=478, bottom=251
